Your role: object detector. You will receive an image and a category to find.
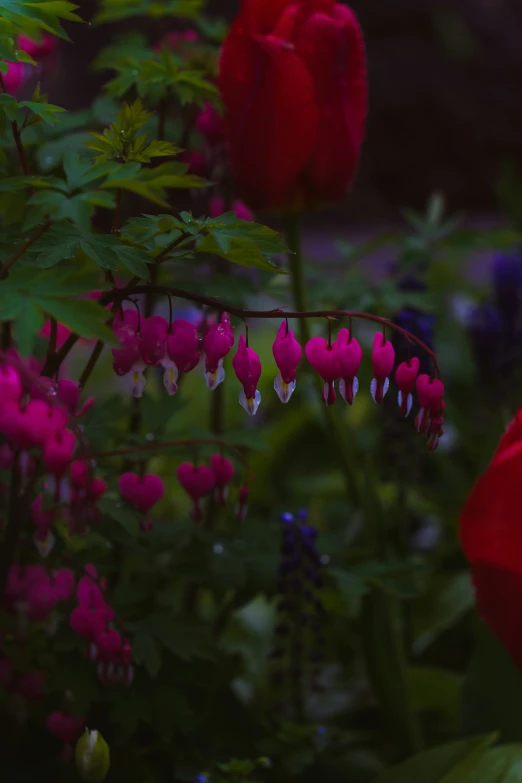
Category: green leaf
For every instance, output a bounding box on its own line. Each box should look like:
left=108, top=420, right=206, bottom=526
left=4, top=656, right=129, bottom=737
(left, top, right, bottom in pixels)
left=413, top=571, right=475, bottom=655
left=93, top=0, right=204, bottom=24
left=371, top=734, right=498, bottom=783
left=196, top=215, right=286, bottom=273
left=407, top=666, right=462, bottom=732
left=19, top=98, right=66, bottom=125
left=0, top=92, right=19, bottom=122
left=13, top=298, right=44, bottom=356
left=463, top=624, right=522, bottom=742
left=132, top=632, right=162, bottom=678
left=98, top=496, right=142, bottom=536
left=34, top=297, right=114, bottom=343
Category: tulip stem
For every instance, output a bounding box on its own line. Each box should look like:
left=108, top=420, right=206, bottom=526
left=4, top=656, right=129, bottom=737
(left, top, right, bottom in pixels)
left=284, top=215, right=310, bottom=347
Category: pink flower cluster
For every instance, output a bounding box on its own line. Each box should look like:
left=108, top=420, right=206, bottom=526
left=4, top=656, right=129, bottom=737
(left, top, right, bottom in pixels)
left=176, top=454, right=236, bottom=522
left=0, top=360, right=106, bottom=551
left=70, top=565, right=134, bottom=687
left=5, top=564, right=74, bottom=627
left=3, top=33, right=58, bottom=95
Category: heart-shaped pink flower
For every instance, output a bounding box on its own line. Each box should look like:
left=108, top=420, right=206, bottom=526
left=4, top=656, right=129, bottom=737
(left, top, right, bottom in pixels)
left=118, top=472, right=165, bottom=514
left=177, top=463, right=216, bottom=522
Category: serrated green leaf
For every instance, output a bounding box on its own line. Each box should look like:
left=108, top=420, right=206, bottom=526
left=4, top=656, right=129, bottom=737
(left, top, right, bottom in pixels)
left=34, top=297, right=115, bottom=343
left=19, top=99, right=66, bottom=125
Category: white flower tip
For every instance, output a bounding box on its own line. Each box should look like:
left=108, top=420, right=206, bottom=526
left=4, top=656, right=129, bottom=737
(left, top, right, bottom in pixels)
left=205, top=363, right=225, bottom=391
left=274, top=375, right=296, bottom=403
left=239, top=389, right=261, bottom=416
left=370, top=376, right=389, bottom=403
left=398, top=390, right=413, bottom=417
left=34, top=530, right=55, bottom=558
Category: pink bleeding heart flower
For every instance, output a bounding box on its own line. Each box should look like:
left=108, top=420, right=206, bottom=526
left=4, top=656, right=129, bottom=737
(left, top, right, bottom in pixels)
left=196, top=101, right=225, bottom=144
left=69, top=604, right=106, bottom=643
left=209, top=196, right=254, bottom=222
left=336, top=328, right=363, bottom=405
left=112, top=308, right=146, bottom=398
left=139, top=315, right=168, bottom=366
left=76, top=565, right=107, bottom=608
left=27, top=576, right=58, bottom=620
left=202, top=313, right=234, bottom=390
left=56, top=380, right=94, bottom=417
left=272, top=320, right=302, bottom=403
left=96, top=628, right=122, bottom=662
left=305, top=336, right=341, bottom=406
left=46, top=711, right=85, bottom=745
left=0, top=363, right=22, bottom=402
left=3, top=62, right=26, bottom=94
left=236, top=485, right=249, bottom=522
left=395, top=358, right=420, bottom=417
left=371, top=332, right=395, bottom=404
left=19, top=33, right=57, bottom=59
left=176, top=462, right=216, bottom=522
left=53, top=569, right=75, bottom=602
left=43, top=429, right=76, bottom=477
left=210, top=454, right=235, bottom=504
left=0, top=399, right=65, bottom=450
left=232, top=334, right=262, bottom=416
left=162, top=319, right=200, bottom=395
left=415, top=374, right=445, bottom=433
left=31, top=495, right=56, bottom=557
left=118, top=473, right=165, bottom=530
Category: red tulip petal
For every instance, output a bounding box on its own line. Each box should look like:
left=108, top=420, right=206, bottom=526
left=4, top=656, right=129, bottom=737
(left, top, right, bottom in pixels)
left=219, top=27, right=318, bottom=210
left=240, top=0, right=291, bottom=34
left=460, top=438, right=522, bottom=570
left=470, top=563, right=522, bottom=670
left=294, top=6, right=367, bottom=203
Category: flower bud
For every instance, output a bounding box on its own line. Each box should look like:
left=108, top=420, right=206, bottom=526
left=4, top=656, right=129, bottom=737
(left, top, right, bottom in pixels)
left=75, top=729, right=110, bottom=783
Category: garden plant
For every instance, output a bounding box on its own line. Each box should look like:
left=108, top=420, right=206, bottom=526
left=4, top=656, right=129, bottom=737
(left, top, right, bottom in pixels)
left=2, top=1, right=522, bottom=782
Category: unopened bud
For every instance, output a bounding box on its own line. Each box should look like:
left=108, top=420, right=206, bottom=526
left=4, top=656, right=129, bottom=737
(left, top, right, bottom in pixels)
left=75, top=729, right=110, bottom=782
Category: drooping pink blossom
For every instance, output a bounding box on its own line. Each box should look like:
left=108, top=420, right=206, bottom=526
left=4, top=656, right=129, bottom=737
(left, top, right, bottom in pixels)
left=43, top=429, right=76, bottom=477
left=112, top=308, right=146, bottom=397
left=236, top=485, right=249, bottom=522
left=395, top=358, right=420, bottom=417
left=272, top=320, right=302, bottom=403
left=0, top=363, right=22, bottom=402
left=196, top=101, right=226, bottom=144
left=46, top=711, right=85, bottom=745
left=177, top=462, right=216, bottom=522
left=139, top=315, right=168, bottom=366
left=232, top=334, right=262, bottom=415
left=118, top=473, right=165, bottom=514
left=210, top=454, right=235, bottom=504
left=202, top=313, right=235, bottom=390
left=162, top=319, right=200, bottom=395
left=415, top=374, right=445, bottom=434
left=3, top=62, right=26, bottom=94
left=336, top=328, right=363, bottom=405
left=305, top=336, right=341, bottom=406
left=370, top=332, right=395, bottom=404
left=19, top=33, right=57, bottom=59
left=0, top=399, right=66, bottom=450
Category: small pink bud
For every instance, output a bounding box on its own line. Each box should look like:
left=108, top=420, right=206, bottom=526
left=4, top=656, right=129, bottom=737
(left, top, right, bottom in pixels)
left=232, top=334, right=262, bottom=415
left=305, top=336, right=340, bottom=406
left=202, top=313, right=234, bottom=390
left=395, top=358, right=420, bottom=417
left=70, top=460, right=90, bottom=488
left=272, top=321, right=302, bottom=403
left=18, top=33, right=57, bottom=58
left=209, top=196, right=254, bottom=222
left=177, top=462, right=216, bottom=522
left=336, top=328, right=363, bottom=405
left=118, top=473, right=165, bottom=514
left=3, top=62, right=25, bottom=94
left=210, top=454, right=234, bottom=504
left=371, top=332, right=395, bottom=404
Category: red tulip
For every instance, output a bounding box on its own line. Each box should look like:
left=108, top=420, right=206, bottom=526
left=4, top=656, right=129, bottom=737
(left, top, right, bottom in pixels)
left=218, top=0, right=367, bottom=210
left=460, top=409, right=522, bottom=669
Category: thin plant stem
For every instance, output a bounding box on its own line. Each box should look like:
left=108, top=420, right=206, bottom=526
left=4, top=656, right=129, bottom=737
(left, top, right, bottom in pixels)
left=0, top=220, right=52, bottom=278
left=0, top=452, right=22, bottom=600
left=78, top=339, right=105, bottom=390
